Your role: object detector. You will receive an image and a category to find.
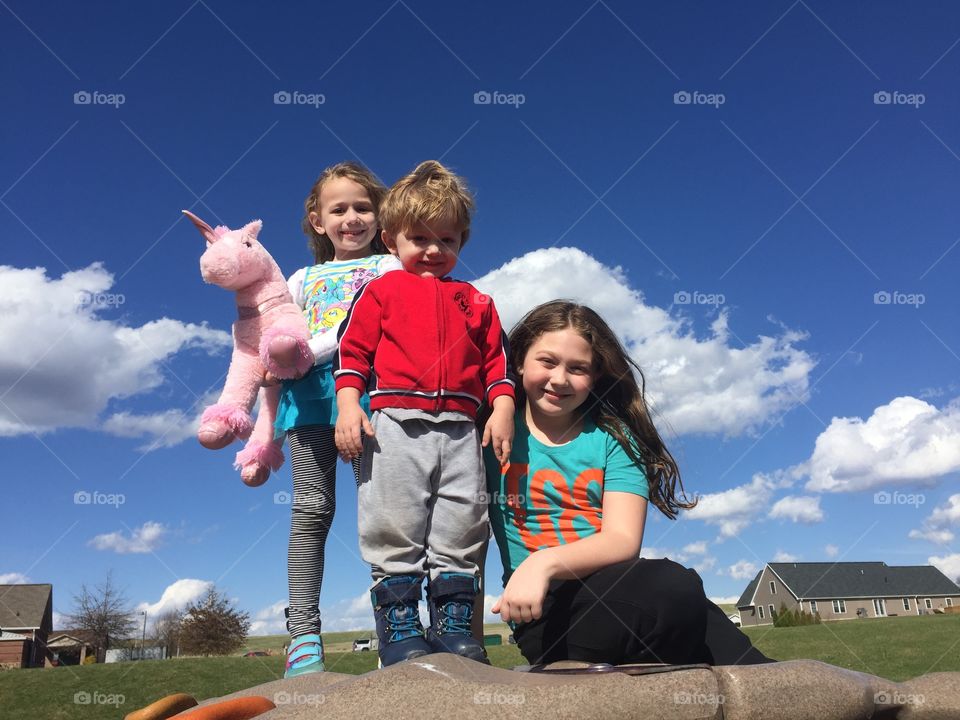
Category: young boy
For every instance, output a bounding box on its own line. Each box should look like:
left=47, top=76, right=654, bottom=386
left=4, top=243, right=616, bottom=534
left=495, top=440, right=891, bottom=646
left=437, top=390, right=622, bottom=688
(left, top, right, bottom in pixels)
left=333, top=161, right=515, bottom=666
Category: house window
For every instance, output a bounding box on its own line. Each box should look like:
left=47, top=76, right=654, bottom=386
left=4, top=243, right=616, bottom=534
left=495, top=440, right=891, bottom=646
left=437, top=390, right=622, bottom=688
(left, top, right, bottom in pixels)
left=833, top=599, right=846, bottom=613
left=769, top=581, right=776, bottom=595
left=873, top=598, right=886, bottom=617
left=810, top=600, right=818, bottom=613
left=947, top=598, right=953, bottom=607
left=902, top=598, right=910, bottom=611
left=925, top=598, right=932, bottom=610
left=758, top=605, right=765, bottom=620
left=769, top=604, right=776, bottom=619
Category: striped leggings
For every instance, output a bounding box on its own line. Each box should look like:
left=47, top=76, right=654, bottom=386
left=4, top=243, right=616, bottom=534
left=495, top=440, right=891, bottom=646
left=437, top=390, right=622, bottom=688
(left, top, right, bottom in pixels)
left=285, top=425, right=361, bottom=638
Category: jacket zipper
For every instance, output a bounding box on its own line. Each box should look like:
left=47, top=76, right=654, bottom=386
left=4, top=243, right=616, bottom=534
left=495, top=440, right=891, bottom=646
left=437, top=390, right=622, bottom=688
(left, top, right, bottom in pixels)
left=435, top=278, right=444, bottom=412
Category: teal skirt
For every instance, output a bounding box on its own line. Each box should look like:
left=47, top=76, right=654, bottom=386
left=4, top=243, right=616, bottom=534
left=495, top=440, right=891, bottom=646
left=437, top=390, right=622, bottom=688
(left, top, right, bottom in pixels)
left=274, top=361, right=370, bottom=436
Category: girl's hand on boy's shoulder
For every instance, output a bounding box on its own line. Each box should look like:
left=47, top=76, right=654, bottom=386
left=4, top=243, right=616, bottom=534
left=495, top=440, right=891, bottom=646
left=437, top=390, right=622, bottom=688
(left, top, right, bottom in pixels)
left=482, top=399, right=515, bottom=465
left=492, top=554, right=550, bottom=624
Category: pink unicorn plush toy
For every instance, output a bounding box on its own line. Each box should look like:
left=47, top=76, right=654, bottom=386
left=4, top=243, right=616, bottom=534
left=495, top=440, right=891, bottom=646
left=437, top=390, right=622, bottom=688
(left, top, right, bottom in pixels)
left=184, top=210, right=313, bottom=486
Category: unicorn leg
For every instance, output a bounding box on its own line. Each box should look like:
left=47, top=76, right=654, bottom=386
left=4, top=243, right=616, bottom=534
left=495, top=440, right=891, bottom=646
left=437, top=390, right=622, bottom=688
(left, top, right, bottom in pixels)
left=260, top=324, right=313, bottom=380
left=235, top=385, right=285, bottom=487
left=198, top=347, right=260, bottom=449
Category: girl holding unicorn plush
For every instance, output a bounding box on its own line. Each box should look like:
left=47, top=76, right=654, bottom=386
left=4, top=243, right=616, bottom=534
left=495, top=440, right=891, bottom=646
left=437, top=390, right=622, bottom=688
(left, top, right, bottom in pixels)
left=186, top=162, right=399, bottom=678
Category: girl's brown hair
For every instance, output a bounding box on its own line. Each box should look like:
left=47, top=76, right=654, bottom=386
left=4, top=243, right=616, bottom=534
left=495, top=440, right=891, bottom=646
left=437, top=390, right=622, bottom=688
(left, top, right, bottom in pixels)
left=509, top=300, right=697, bottom=520
left=301, top=162, right=389, bottom=263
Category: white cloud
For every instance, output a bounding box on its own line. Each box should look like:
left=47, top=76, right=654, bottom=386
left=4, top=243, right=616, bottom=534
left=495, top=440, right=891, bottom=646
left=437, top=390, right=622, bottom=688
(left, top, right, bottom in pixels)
left=249, top=600, right=288, bottom=636
left=0, top=263, right=231, bottom=438
left=909, top=528, right=955, bottom=545
left=475, top=248, right=815, bottom=437
left=909, top=494, right=960, bottom=546
left=772, top=550, right=800, bottom=562
left=89, top=521, right=167, bottom=554
left=769, top=496, right=824, bottom=524
left=0, top=572, right=30, bottom=584
left=137, top=579, right=213, bottom=618
left=318, top=592, right=375, bottom=632
left=929, top=553, right=960, bottom=585
left=824, top=544, right=840, bottom=558
left=683, top=541, right=709, bottom=555
left=685, top=473, right=775, bottom=538
left=709, top=595, right=740, bottom=605
left=725, top=560, right=759, bottom=580
left=800, top=397, right=960, bottom=493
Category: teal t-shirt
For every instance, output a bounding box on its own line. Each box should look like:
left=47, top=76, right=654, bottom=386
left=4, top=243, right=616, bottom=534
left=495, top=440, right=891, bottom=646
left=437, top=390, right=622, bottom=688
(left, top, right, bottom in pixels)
left=484, top=415, right=649, bottom=586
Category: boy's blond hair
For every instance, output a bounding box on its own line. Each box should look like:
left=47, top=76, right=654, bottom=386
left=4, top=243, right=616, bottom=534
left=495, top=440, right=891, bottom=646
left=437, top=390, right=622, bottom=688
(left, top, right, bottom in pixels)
left=379, top=161, right=475, bottom=244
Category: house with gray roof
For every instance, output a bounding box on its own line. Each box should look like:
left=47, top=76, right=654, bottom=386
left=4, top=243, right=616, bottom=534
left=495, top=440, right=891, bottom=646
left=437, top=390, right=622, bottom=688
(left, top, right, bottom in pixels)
left=0, top=584, right=53, bottom=668
left=737, top=562, right=959, bottom=627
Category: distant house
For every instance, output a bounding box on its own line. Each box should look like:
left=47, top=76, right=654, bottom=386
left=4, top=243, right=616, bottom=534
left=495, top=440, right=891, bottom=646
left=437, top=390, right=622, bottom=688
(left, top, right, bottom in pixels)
left=46, top=630, right=104, bottom=666
left=737, top=562, right=960, bottom=627
left=0, top=584, right=53, bottom=668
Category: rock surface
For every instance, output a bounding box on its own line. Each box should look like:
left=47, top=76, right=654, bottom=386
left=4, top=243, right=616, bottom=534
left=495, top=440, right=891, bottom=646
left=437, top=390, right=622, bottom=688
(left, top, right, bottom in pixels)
left=179, top=654, right=960, bottom=719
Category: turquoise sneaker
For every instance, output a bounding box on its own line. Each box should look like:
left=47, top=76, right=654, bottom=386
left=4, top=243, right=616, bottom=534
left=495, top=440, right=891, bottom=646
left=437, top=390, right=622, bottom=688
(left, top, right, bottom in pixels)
left=284, top=633, right=324, bottom=678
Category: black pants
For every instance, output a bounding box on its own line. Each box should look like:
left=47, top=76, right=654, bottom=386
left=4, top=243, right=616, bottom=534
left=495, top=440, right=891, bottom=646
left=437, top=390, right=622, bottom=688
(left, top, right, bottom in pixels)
left=514, top=558, right=773, bottom=666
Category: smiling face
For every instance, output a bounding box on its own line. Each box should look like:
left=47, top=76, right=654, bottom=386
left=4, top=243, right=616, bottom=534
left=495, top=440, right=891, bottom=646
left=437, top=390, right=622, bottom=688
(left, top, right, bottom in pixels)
left=520, top=327, right=596, bottom=429
left=308, top=176, right=378, bottom=261
left=382, top=219, right=463, bottom=278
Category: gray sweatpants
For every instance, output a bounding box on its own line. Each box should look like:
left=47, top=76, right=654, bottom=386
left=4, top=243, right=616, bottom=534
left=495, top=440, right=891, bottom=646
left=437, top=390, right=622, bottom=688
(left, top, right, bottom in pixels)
left=358, top=408, right=488, bottom=582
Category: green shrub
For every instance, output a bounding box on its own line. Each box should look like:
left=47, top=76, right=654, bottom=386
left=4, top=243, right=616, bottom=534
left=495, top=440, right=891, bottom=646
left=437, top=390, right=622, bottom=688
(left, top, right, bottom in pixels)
left=774, top=602, right=821, bottom=627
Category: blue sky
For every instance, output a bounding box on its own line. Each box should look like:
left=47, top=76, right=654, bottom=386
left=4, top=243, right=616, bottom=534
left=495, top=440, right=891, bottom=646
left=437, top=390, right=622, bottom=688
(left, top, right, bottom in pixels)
left=2, top=1, right=959, bottom=636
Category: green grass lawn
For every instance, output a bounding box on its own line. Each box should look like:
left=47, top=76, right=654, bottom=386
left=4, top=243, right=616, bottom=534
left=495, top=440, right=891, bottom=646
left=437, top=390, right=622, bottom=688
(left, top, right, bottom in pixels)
left=3, top=616, right=956, bottom=720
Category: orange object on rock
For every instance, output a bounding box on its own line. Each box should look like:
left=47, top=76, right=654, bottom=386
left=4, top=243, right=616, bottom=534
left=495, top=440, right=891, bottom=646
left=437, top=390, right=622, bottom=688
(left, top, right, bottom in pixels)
left=172, top=696, right=276, bottom=720
left=125, top=693, right=198, bottom=720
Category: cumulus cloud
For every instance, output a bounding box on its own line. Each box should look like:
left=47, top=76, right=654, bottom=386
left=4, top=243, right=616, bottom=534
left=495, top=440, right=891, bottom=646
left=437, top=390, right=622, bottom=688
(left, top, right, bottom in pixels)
left=725, top=560, right=759, bottom=580
left=89, top=521, right=167, bottom=554
left=475, top=248, right=815, bottom=437
left=0, top=572, right=31, bottom=584
left=0, top=263, right=230, bottom=438
left=769, top=496, right=824, bottom=524
left=685, top=473, right=776, bottom=538
left=799, top=397, right=960, bottom=493
left=683, top=541, right=709, bottom=555
left=909, top=494, right=960, bottom=546
left=249, top=600, right=288, bottom=636
left=772, top=550, right=800, bottom=562
left=317, top=592, right=378, bottom=632
left=824, top=544, right=840, bottom=558
left=638, top=544, right=716, bottom=573
left=137, top=578, right=213, bottom=617
left=929, top=553, right=960, bottom=585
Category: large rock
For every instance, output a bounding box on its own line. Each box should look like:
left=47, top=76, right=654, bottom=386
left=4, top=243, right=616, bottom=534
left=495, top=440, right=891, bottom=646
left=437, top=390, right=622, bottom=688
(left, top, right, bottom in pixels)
left=188, top=654, right=960, bottom=719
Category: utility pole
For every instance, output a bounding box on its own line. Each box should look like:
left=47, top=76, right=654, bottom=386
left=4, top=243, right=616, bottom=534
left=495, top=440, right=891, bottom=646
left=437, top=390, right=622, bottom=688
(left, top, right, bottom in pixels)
left=140, top=611, right=147, bottom=660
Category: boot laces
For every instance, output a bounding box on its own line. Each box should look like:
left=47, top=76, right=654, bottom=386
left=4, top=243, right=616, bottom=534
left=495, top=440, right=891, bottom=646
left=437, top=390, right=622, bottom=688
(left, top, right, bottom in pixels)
left=438, top=600, right=472, bottom=635
left=386, top=604, right=423, bottom=642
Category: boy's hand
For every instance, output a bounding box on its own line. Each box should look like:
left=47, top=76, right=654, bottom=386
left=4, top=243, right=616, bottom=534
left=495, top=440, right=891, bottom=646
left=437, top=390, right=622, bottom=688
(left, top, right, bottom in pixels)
left=491, top=553, right=550, bottom=624
left=482, top=396, right=515, bottom=465
left=334, top=389, right=373, bottom=461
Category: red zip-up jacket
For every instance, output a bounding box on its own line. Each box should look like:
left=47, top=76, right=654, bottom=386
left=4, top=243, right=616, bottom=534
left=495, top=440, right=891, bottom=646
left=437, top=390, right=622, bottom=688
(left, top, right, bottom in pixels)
left=333, top=271, right=515, bottom=419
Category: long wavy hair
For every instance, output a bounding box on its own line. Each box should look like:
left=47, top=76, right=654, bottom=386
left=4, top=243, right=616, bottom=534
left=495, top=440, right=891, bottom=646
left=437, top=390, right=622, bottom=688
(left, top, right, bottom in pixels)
left=508, top=300, right=697, bottom=519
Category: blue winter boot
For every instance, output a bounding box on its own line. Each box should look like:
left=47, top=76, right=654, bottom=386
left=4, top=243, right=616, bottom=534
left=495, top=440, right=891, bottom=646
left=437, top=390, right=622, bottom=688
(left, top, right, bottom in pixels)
left=426, top=572, right=489, bottom=664
left=371, top=575, right=431, bottom=666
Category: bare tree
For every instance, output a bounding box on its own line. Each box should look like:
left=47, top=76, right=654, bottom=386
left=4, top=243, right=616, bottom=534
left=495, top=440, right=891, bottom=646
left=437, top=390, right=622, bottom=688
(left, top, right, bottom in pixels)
left=152, top=609, right=184, bottom=658
left=179, top=587, right=250, bottom=656
left=63, top=571, right=137, bottom=653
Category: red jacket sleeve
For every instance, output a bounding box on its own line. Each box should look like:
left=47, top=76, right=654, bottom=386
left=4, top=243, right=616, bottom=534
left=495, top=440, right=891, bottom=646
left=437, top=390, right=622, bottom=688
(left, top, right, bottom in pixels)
left=333, top=278, right=382, bottom=394
left=479, top=297, right=515, bottom=404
